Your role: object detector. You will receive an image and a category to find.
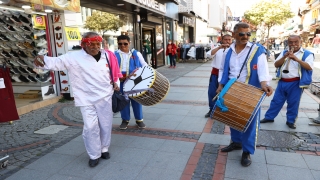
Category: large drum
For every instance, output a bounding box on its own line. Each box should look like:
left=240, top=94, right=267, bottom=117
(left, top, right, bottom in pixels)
left=211, top=78, right=266, bottom=132
left=123, top=66, right=170, bottom=106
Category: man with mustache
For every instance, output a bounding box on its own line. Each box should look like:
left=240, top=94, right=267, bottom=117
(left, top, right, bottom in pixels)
left=261, top=35, right=314, bottom=129
left=204, top=34, right=232, bottom=118
left=216, top=22, right=273, bottom=167
left=34, top=32, right=122, bottom=167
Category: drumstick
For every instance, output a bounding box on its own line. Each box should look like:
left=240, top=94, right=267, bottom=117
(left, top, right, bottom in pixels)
left=212, top=93, right=220, bottom=101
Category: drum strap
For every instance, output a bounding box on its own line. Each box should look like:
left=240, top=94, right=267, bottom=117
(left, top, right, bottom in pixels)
left=237, top=43, right=255, bottom=79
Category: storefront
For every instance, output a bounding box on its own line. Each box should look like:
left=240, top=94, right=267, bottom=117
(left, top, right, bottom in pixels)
left=80, top=0, right=179, bottom=68
left=177, top=13, right=195, bottom=44
left=0, top=0, right=81, bottom=118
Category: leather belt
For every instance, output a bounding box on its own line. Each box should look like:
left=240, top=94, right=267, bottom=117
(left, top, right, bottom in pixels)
left=211, top=68, right=219, bottom=76
left=281, top=77, right=300, bottom=82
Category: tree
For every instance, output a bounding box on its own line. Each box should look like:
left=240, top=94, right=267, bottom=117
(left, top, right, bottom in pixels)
left=244, top=0, right=294, bottom=39
left=84, top=11, right=128, bottom=33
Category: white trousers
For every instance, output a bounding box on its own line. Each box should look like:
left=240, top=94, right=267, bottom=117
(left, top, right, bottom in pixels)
left=80, top=95, right=113, bottom=159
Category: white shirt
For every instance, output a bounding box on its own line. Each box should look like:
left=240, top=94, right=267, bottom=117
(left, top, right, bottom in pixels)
left=276, top=47, right=314, bottom=78
left=116, top=49, right=148, bottom=72
left=41, top=49, right=119, bottom=106
left=275, top=39, right=281, bottom=45
left=219, top=42, right=271, bottom=83
left=206, top=48, right=225, bottom=69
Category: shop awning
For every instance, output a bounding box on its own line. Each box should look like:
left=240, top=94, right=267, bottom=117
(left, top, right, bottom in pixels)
left=18, top=0, right=80, bottom=12
left=179, top=11, right=195, bottom=18
left=157, top=0, right=187, bottom=6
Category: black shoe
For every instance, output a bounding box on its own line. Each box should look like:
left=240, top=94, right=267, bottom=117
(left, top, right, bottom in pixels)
left=20, top=26, right=31, bottom=32
left=1, top=51, right=11, bottom=58
left=241, top=152, right=252, bottom=167
left=3, top=16, right=14, bottom=24
left=136, top=121, right=146, bottom=129
left=0, top=34, right=9, bottom=41
left=10, top=15, right=21, bottom=23
left=18, top=50, right=28, bottom=58
left=205, top=109, right=212, bottom=118
left=44, top=85, right=55, bottom=95
left=27, top=67, right=36, bottom=74
left=19, top=15, right=30, bottom=24
left=119, top=120, right=129, bottom=130
left=221, top=142, right=242, bottom=152
left=101, top=152, right=110, bottom=159
left=18, top=75, right=30, bottom=83
left=88, top=158, right=99, bottom=167
left=260, top=119, right=274, bottom=123
left=28, top=75, right=37, bottom=83
left=286, top=122, right=296, bottom=129
left=9, top=50, right=19, bottom=58
left=19, top=67, right=28, bottom=73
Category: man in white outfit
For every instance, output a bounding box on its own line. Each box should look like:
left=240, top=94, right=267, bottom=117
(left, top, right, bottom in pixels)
left=34, top=32, right=120, bottom=167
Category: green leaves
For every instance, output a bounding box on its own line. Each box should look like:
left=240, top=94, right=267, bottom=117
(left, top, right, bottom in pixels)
left=84, top=12, right=128, bottom=32
left=244, top=0, right=294, bottom=37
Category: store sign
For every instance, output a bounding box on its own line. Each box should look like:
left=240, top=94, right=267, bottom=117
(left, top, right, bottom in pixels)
left=136, top=0, right=166, bottom=13
left=32, top=15, right=46, bottom=29
left=227, top=16, right=241, bottom=21
left=64, top=27, right=81, bottom=40
left=178, top=14, right=195, bottom=27
left=18, top=0, right=80, bottom=12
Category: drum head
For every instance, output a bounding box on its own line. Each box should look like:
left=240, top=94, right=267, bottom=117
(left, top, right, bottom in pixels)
left=123, top=66, right=155, bottom=97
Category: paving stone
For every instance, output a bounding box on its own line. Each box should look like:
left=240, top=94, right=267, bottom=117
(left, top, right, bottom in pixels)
left=225, top=159, right=268, bottom=180
left=5, top=168, right=51, bottom=180
left=265, top=150, right=308, bottom=168
left=112, top=147, right=156, bottom=166
left=51, top=140, right=86, bottom=157
left=146, top=151, right=189, bottom=171
left=158, top=140, right=196, bottom=155
left=311, top=170, right=320, bottom=180
left=134, top=167, right=182, bottom=180
left=93, top=162, right=144, bottom=180
left=302, top=154, right=320, bottom=171
left=198, top=133, right=230, bottom=145
left=47, top=173, right=89, bottom=180
left=267, top=164, right=314, bottom=180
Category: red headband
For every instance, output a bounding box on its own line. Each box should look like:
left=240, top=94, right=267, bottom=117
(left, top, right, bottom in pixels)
left=81, top=36, right=103, bottom=44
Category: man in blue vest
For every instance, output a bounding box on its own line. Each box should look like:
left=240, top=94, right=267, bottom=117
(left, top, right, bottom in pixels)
left=115, top=35, right=148, bottom=130
left=216, top=22, right=273, bottom=167
left=261, top=35, right=314, bottom=129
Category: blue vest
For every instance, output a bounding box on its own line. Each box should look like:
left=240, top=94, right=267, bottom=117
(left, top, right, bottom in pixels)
left=276, top=49, right=313, bottom=88
left=220, top=43, right=266, bottom=88
left=115, top=50, right=142, bottom=74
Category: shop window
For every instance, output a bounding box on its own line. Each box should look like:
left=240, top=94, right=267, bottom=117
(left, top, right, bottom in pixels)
left=156, top=25, right=164, bottom=66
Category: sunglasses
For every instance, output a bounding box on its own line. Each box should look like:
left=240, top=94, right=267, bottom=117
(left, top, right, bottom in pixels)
left=118, top=43, right=128, bottom=46
left=238, top=32, right=251, bottom=37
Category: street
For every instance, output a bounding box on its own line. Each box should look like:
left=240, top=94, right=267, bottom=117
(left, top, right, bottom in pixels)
left=1, top=51, right=320, bottom=180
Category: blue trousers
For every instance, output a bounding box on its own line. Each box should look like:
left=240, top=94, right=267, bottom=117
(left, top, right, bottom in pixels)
left=231, top=109, right=260, bottom=154
left=120, top=82, right=143, bottom=121
left=264, top=80, right=303, bottom=124
left=208, top=74, right=219, bottom=110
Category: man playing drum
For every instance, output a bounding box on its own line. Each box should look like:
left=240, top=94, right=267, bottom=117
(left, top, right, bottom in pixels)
left=217, top=23, right=273, bottom=167
left=115, top=35, right=148, bottom=130
left=261, top=35, right=314, bottom=129
left=205, top=34, right=232, bottom=118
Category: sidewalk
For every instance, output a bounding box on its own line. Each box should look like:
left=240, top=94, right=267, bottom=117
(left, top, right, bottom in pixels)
left=1, top=59, right=320, bottom=180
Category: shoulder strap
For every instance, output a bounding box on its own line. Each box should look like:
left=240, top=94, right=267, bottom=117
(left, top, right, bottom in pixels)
left=237, top=43, right=255, bottom=79
left=105, top=53, right=114, bottom=87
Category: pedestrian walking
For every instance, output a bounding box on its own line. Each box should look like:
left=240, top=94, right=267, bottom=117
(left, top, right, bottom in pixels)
left=261, top=35, right=314, bottom=129
left=166, top=40, right=177, bottom=68
left=114, top=35, right=148, bottom=130
left=34, top=31, right=122, bottom=167
left=217, top=22, right=273, bottom=167
left=275, top=38, right=281, bottom=50
left=311, top=34, right=320, bottom=53
left=204, top=34, right=232, bottom=118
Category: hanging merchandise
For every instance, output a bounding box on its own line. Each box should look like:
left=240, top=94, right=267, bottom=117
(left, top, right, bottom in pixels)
left=0, top=65, right=19, bottom=122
